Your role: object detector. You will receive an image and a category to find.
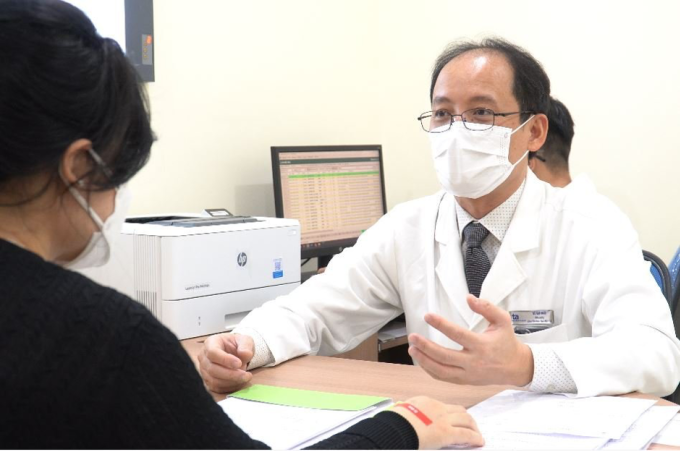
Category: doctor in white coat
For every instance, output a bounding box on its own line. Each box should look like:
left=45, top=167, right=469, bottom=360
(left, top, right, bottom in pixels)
left=199, top=38, right=680, bottom=398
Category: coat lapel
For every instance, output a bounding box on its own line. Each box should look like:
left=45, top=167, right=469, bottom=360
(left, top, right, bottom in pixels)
left=434, top=193, right=477, bottom=326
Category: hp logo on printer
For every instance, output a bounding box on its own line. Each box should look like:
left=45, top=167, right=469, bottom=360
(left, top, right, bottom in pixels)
left=237, top=252, right=248, bottom=267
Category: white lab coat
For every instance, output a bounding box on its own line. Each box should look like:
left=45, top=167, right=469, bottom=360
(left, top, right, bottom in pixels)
left=240, top=172, right=680, bottom=397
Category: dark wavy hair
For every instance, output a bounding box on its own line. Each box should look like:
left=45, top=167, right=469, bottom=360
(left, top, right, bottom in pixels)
left=430, top=37, right=551, bottom=122
left=0, top=0, right=154, bottom=203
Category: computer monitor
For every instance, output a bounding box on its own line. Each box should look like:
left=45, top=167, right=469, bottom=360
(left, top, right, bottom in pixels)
left=271, top=145, right=387, bottom=268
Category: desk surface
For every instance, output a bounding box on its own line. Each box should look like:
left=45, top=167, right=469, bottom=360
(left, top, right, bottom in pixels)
left=181, top=337, right=678, bottom=450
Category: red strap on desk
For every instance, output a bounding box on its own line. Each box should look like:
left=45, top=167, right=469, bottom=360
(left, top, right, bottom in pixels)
left=394, top=402, right=433, bottom=426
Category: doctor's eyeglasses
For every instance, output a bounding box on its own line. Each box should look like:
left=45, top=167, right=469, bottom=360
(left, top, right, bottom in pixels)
left=417, top=108, right=535, bottom=133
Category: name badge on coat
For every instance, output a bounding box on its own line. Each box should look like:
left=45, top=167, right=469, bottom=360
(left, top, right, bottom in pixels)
left=510, top=310, right=555, bottom=335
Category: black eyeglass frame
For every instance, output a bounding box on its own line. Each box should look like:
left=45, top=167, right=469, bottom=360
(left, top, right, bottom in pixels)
left=417, top=108, right=536, bottom=133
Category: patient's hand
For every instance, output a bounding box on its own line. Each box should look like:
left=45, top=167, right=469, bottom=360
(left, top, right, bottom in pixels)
left=392, top=396, right=484, bottom=450
left=199, top=333, right=255, bottom=393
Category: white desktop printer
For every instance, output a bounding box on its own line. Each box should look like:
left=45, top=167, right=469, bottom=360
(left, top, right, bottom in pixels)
left=81, top=213, right=301, bottom=339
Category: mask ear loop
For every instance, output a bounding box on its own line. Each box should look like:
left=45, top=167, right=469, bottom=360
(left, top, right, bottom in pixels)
left=86, top=148, right=114, bottom=180
left=510, top=114, right=535, bottom=136
left=507, top=115, right=536, bottom=166
left=58, top=157, right=106, bottom=231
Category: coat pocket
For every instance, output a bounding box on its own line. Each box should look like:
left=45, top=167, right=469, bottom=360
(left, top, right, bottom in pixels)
left=515, top=323, right=568, bottom=344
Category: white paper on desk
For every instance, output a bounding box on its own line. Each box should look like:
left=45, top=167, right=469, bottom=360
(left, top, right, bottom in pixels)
left=218, top=397, right=390, bottom=450
left=601, top=405, right=679, bottom=450
left=467, top=390, right=656, bottom=439
left=445, top=431, right=609, bottom=451
left=652, top=413, right=680, bottom=447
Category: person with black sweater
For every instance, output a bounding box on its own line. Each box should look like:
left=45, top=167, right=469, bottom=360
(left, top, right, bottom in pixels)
left=0, top=0, right=484, bottom=449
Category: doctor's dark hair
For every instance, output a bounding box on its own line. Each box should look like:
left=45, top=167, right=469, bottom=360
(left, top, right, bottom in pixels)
left=430, top=37, right=551, bottom=121
left=0, top=0, right=153, bottom=201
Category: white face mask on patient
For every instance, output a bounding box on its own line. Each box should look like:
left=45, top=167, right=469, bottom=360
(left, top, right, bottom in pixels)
left=62, top=184, right=131, bottom=270
left=58, top=150, right=132, bottom=270
left=429, top=115, right=534, bottom=199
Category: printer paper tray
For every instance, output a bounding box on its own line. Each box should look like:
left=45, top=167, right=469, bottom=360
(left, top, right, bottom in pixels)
left=158, top=282, right=300, bottom=340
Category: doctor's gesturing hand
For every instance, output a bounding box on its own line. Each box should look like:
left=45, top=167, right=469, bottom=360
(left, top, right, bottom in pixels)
left=199, top=333, right=254, bottom=393
left=408, top=295, right=534, bottom=387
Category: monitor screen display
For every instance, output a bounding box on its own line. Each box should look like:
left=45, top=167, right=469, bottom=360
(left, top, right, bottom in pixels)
left=271, top=145, right=387, bottom=262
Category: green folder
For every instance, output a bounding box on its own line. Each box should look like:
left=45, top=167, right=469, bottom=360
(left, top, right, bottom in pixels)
left=229, top=384, right=390, bottom=411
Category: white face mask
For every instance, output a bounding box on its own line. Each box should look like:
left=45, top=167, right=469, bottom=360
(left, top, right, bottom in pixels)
left=58, top=173, right=132, bottom=270
left=429, top=116, right=534, bottom=199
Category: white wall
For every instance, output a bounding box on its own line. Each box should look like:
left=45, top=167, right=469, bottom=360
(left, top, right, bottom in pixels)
left=135, top=0, right=680, bottom=262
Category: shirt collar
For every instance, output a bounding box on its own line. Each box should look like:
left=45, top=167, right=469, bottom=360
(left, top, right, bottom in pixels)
left=455, top=178, right=527, bottom=242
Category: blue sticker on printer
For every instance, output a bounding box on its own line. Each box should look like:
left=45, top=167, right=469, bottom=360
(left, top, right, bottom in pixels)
left=273, top=258, right=283, bottom=279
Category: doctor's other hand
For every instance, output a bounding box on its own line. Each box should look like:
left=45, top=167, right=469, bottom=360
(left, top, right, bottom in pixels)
left=199, top=333, right=254, bottom=393
left=408, top=294, right=534, bottom=387
left=391, top=396, right=484, bottom=450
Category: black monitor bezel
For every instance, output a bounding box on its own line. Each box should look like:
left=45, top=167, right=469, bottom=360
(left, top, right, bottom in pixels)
left=271, top=144, right=387, bottom=261
left=124, top=0, right=154, bottom=82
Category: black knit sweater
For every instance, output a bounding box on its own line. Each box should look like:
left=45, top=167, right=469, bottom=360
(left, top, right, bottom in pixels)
left=0, top=239, right=418, bottom=449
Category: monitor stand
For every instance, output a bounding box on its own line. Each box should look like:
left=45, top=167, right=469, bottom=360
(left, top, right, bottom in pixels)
left=301, top=255, right=337, bottom=283
left=317, top=254, right=334, bottom=270
left=301, top=255, right=334, bottom=283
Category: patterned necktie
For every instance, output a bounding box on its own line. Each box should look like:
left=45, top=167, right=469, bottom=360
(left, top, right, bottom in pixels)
left=463, top=222, right=491, bottom=298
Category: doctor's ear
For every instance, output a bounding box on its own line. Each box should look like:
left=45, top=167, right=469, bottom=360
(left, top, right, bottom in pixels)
left=60, top=139, right=95, bottom=188
left=526, top=113, right=549, bottom=152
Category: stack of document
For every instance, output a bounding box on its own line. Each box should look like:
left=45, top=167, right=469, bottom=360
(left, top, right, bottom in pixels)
left=220, top=385, right=679, bottom=450
left=218, top=384, right=393, bottom=450
left=459, top=390, right=679, bottom=450
left=653, top=413, right=680, bottom=446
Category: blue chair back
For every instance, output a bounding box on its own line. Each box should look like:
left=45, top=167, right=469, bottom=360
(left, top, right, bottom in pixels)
left=673, top=275, right=679, bottom=339
left=639, top=251, right=678, bottom=403
left=668, top=256, right=680, bottom=404
left=643, top=250, right=672, bottom=303
left=669, top=247, right=680, bottom=295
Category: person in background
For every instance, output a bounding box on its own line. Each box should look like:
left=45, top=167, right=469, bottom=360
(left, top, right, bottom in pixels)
left=528, top=97, right=574, bottom=187
left=0, top=0, right=483, bottom=449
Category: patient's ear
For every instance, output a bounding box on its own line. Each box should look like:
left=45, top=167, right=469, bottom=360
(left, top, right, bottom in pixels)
left=60, top=139, right=94, bottom=186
